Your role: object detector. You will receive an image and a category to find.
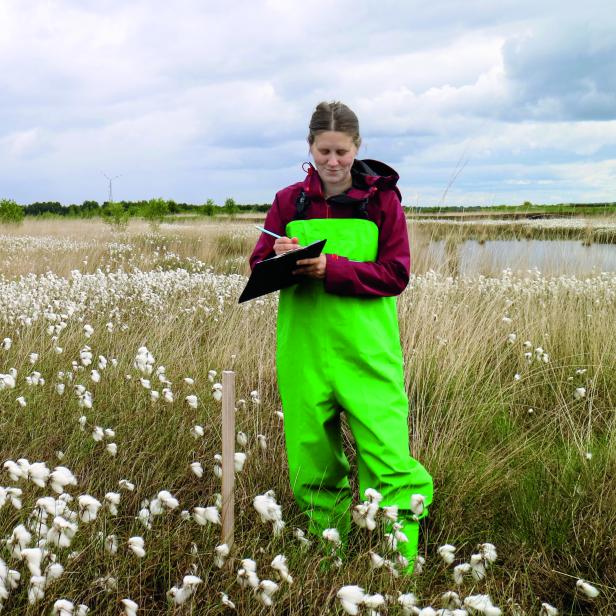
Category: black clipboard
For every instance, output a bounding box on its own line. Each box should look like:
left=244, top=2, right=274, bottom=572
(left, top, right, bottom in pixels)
left=238, top=239, right=327, bottom=303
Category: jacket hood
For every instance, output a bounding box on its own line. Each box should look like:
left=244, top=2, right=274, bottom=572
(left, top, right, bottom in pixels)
left=352, top=159, right=401, bottom=199
left=303, top=159, right=402, bottom=203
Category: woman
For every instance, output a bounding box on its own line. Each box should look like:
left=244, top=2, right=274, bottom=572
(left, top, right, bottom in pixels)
left=249, top=101, right=433, bottom=573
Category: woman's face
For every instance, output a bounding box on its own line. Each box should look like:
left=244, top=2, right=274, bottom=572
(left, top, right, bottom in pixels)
left=309, top=131, right=358, bottom=187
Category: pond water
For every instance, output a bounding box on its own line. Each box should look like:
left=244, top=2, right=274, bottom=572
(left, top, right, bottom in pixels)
left=425, top=239, right=616, bottom=276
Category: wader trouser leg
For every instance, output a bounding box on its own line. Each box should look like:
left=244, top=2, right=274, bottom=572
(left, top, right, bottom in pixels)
left=335, top=362, right=433, bottom=573
left=335, top=368, right=434, bottom=513
left=280, top=368, right=352, bottom=540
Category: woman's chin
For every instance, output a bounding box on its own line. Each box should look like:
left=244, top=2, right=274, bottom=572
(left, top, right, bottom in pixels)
left=323, top=171, right=348, bottom=182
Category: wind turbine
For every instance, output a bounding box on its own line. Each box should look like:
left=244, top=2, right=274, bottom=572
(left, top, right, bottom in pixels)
left=102, top=172, right=122, bottom=203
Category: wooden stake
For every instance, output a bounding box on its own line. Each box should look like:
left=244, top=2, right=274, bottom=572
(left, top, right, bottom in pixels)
left=221, top=370, right=235, bottom=548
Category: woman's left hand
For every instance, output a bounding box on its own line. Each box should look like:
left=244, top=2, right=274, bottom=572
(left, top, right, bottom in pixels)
left=293, top=254, right=327, bottom=279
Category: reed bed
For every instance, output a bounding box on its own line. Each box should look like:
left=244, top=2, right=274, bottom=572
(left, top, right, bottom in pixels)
left=414, top=218, right=616, bottom=245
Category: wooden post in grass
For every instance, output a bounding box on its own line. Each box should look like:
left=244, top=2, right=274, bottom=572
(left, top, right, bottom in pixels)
left=221, top=370, right=235, bottom=549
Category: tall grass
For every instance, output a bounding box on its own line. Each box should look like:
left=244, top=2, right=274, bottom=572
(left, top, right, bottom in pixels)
left=0, top=219, right=614, bottom=614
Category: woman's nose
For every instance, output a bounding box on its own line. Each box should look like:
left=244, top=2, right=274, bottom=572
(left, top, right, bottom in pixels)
left=327, top=154, right=339, bottom=166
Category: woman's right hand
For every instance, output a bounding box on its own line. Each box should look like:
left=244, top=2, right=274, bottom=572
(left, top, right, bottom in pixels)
left=274, top=236, right=301, bottom=255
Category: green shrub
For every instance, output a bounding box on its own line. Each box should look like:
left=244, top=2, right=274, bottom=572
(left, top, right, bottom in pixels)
left=0, top=198, right=25, bottom=224
left=101, top=201, right=130, bottom=230
left=223, top=197, right=238, bottom=218
left=141, top=197, right=170, bottom=229
left=200, top=198, right=216, bottom=217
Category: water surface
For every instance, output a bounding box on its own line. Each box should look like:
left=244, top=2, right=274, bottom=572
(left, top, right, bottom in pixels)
left=425, top=239, right=616, bottom=276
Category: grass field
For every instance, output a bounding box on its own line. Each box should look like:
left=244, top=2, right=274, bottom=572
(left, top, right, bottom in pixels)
left=1, top=219, right=615, bottom=615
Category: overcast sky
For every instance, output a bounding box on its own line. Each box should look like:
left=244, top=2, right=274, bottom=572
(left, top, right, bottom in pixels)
left=1, top=0, right=615, bottom=207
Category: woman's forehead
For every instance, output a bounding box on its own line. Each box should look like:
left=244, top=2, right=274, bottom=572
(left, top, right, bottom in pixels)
left=312, top=131, right=356, bottom=149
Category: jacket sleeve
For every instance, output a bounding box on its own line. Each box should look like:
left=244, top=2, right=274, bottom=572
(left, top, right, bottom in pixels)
left=249, top=195, right=286, bottom=270
left=324, top=191, right=410, bottom=297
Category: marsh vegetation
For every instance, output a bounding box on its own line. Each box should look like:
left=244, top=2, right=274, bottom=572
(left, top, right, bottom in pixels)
left=0, top=218, right=614, bottom=614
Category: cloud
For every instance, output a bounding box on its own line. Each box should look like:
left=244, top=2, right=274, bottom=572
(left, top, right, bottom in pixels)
left=502, top=19, right=616, bottom=121
left=0, top=0, right=614, bottom=204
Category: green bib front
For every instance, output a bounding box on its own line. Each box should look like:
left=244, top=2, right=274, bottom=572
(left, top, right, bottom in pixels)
left=276, top=218, right=405, bottom=393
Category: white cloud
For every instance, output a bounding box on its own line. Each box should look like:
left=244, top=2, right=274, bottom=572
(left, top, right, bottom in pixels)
left=412, top=120, right=616, bottom=164
left=0, top=0, right=614, bottom=204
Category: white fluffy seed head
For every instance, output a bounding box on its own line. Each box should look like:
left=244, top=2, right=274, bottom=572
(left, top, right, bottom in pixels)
left=574, top=387, right=586, bottom=400
left=364, top=488, right=383, bottom=503
left=337, top=585, right=365, bottom=615
left=213, top=543, right=229, bottom=568
left=49, top=466, right=77, bottom=494
left=193, top=506, right=220, bottom=526
left=409, top=493, right=426, bottom=517
left=441, top=591, right=462, bottom=609
left=157, top=490, right=179, bottom=510
left=479, top=542, right=497, bottom=563
left=121, top=598, right=138, bottom=616
left=576, top=579, right=600, bottom=598
left=128, top=536, right=145, bottom=558
left=363, top=593, right=385, bottom=608
left=105, top=443, right=118, bottom=456
left=78, top=495, right=102, bottom=523
left=190, top=462, right=203, bottom=478
left=52, top=599, right=75, bottom=615
left=322, top=527, right=341, bottom=547
left=234, top=452, right=247, bottom=472
left=185, top=395, right=198, bottom=409
left=190, top=424, right=204, bottom=438
left=464, top=594, right=502, bottom=616
left=438, top=544, right=457, bottom=565
left=398, top=592, right=418, bottom=610
left=382, top=505, right=398, bottom=522
left=453, top=562, right=471, bottom=585
left=236, top=431, right=248, bottom=447
left=119, top=479, right=135, bottom=491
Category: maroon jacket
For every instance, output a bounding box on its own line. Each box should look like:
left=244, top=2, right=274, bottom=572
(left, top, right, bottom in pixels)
left=249, top=159, right=410, bottom=297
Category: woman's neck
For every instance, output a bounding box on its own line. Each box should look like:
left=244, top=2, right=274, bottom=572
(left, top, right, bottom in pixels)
left=322, top=176, right=353, bottom=200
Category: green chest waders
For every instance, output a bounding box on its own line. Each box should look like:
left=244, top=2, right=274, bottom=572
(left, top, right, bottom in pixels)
left=276, top=218, right=433, bottom=568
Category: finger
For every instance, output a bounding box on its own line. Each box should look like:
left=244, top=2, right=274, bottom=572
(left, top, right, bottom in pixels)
left=277, top=243, right=300, bottom=254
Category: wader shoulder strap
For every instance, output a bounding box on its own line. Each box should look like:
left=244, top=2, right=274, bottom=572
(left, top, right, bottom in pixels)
left=294, top=191, right=371, bottom=220
left=294, top=190, right=311, bottom=219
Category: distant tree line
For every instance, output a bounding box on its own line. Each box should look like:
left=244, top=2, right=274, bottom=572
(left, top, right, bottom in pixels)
left=0, top=196, right=278, bottom=231
left=4, top=198, right=272, bottom=220
left=4, top=197, right=615, bottom=225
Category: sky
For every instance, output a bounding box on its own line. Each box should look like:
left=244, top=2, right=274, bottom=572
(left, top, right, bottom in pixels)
left=1, top=0, right=615, bottom=207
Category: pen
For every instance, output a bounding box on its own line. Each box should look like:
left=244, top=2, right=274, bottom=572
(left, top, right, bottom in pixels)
left=255, top=225, right=282, bottom=239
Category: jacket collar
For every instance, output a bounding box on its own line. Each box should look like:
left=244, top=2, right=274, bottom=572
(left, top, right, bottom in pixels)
left=301, top=159, right=401, bottom=203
